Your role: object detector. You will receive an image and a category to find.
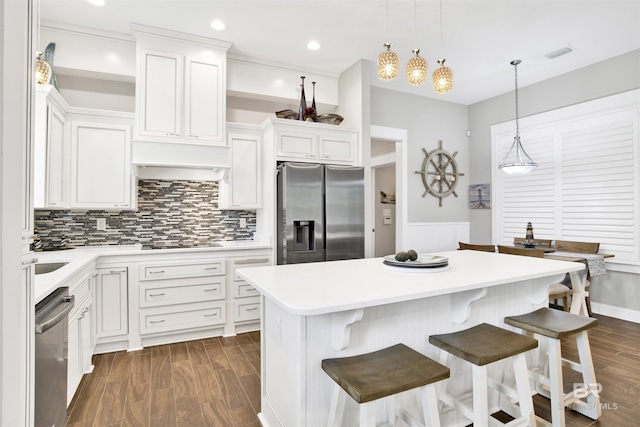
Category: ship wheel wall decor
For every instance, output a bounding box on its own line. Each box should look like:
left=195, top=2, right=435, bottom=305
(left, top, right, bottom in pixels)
left=415, top=140, right=464, bottom=207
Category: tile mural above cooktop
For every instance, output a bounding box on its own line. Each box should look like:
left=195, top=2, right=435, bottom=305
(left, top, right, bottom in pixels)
left=34, top=179, right=256, bottom=250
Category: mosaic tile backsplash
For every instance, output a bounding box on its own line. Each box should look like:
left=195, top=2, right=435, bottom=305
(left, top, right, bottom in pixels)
left=34, top=180, right=257, bottom=249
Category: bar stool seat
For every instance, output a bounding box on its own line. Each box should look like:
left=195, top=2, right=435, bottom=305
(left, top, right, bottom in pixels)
left=322, top=343, right=450, bottom=427
left=429, top=323, right=538, bottom=427
left=504, top=308, right=600, bottom=426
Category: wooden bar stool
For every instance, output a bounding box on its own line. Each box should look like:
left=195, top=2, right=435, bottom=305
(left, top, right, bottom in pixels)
left=429, top=323, right=538, bottom=427
left=321, top=343, right=450, bottom=427
left=504, top=308, right=600, bottom=427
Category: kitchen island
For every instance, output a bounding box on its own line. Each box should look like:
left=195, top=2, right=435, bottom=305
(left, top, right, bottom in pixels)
left=237, top=250, right=585, bottom=427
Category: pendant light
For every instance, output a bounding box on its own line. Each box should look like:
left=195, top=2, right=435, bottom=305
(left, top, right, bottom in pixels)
left=406, top=0, right=427, bottom=85
left=432, top=0, right=453, bottom=93
left=35, top=52, right=51, bottom=85
left=377, top=0, right=399, bottom=81
left=499, top=60, right=538, bottom=175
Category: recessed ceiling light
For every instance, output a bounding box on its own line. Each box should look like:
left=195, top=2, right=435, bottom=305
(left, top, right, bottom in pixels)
left=307, top=41, right=320, bottom=51
left=87, top=0, right=105, bottom=6
left=546, top=47, right=573, bottom=59
left=210, top=20, right=225, bottom=31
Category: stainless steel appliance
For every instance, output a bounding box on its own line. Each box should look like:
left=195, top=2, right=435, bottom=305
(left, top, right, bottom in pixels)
left=277, top=162, right=365, bottom=264
left=35, top=287, right=75, bottom=427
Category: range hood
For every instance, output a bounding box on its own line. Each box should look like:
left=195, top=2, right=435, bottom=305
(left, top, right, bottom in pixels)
left=132, top=140, right=230, bottom=181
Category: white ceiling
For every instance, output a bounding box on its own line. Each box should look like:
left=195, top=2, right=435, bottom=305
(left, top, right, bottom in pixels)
left=40, top=0, right=640, bottom=105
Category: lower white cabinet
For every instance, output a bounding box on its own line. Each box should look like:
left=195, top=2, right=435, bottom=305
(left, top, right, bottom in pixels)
left=95, top=266, right=128, bottom=341
left=229, top=256, right=271, bottom=326
left=67, top=270, right=96, bottom=405
left=140, top=301, right=226, bottom=335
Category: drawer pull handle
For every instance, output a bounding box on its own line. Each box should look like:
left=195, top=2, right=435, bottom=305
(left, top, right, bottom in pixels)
left=203, top=288, right=218, bottom=292
left=203, top=313, right=219, bottom=318
left=234, top=258, right=270, bottom=265
left=149, top=293, right=165, bottom=297
left=110, top=270, right=127, bottom=274
left=246, top=307, right=259, bottom=311
left=81, top=307, right=90, bottom=313
left=203, top=267, right=219, bottom=271
left=149, top=319, right=165, bottom=324
left=148, top=270, right=165, bottom=274
left=78, top=314, right=85, bottom=320
left=22, top=258, right=39, bottom=266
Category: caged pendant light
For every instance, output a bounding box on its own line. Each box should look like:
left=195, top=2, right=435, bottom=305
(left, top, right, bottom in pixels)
left=432, top=0, right=453, bottom=93
left=499, top=60, right=538, bottom=175
left=406, top=0, right=427, bottom=85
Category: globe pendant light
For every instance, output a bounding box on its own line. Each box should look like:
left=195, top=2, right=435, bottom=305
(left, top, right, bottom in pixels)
left=432, top=59, right=453, bottom=93
left=499, top=59, right=538, bottom=175
left=378, top=42, right=399, bottom=80
left=406, top=49, right=427, bottom=85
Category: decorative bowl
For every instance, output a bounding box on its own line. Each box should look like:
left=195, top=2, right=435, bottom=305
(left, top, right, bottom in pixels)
left=317, top=113, right=344, bottom=125
left=275, top=109, right=299, bottom=120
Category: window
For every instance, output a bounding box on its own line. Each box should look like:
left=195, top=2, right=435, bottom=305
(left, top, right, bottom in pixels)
left=492, top=90, right=639, bottom=269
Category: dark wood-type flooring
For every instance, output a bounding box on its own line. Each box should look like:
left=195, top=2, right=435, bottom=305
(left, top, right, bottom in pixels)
left=67, top=315, right=639, bottom=427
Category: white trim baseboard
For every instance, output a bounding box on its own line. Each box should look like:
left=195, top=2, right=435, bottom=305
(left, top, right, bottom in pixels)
left=591, top=302, right=640, bottom=324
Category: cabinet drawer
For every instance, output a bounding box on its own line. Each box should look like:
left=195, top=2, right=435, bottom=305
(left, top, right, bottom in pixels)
left=140, top=302, right=225, bottom=335
left=231, top=257, right=272, bottom=282
left=139, top=260, right=225, bottom=281
left=69, top=272, right=93, bottom=302
left=233, top=282, right=260, bottom=298
left=140, top=277, right=225, bottom=307
left=234, top=297, right=260, bottom=323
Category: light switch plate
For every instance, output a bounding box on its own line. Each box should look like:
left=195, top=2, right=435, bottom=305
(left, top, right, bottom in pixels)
left=239, top=218, right=247, bottom=228
left=383, top=216, right=392, bottom=225
left=96, top=218, right=106, bottom=230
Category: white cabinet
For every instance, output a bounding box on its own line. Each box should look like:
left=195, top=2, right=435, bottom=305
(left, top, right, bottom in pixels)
left=133, top=25, right=231, bottom=146
left=34, top=85, right=70, bottom=209
left=220, top=125, right=262, bottom=209
left=229, top=256, right=271, bottom=327
left=137, top=258, right=227, bottom=338
left=268, top=118, right=358, bottom=165
left=69, top=118, right=133, bottom=209
left=95, top=267, right=128, bottom=341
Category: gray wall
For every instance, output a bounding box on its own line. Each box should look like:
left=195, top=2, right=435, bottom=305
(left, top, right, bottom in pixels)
left=467, top=49, right=640, bottom=312
left=370, top=87, right=469, bottom=222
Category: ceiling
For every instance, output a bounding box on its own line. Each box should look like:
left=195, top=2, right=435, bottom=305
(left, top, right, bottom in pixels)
left=40, top=0, right=640, bottom=105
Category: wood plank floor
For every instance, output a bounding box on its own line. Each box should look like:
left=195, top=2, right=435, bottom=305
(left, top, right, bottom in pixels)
left=67, top=314, right=639, bottom=426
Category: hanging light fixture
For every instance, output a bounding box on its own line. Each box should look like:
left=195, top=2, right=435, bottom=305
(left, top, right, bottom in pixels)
left=432, top=0, right=453, bottom=93
left=499, top=60, right=538, bottom=175
left=406, top=0, right=427, bottom=85
left=433, top=59, right=453, bottom=93
left=406, top=49, right=427, bottom=85
left=35, top=52, right=51, bottom=86
left=377, top=0, right=399, bottom=81
left=378, top=43, right=399, bottom=81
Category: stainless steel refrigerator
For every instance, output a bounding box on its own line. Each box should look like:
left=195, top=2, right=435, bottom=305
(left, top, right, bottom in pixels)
left=277, top=162, right=365, bottom=264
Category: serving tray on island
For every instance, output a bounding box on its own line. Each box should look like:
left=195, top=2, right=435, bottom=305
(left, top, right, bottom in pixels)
left=382, top=254, right=449, bottom=268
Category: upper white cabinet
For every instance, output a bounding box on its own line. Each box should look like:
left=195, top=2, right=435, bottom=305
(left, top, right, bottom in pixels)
left=67, top=110, right=135, bottom=209
left=220, top=124, right=262, bottom=210
left=34, top=85, right=70, bottom=209
left=266, top=118, right=358, bottom=165
left=132, top=25, right=231, bottom=146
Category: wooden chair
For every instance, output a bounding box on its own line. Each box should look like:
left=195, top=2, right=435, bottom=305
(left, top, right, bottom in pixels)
left=458, top=242, right=495, bottom=252
left=553, top=240, right=600, bottom=315
left=513, top=237, right=553, bottom=248
left=497, top=245, right=572, bottom=311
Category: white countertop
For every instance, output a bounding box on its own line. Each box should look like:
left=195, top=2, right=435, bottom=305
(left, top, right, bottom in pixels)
left=236, top=250, right=585, bottom=316
left=33, top=241, right=272, bottom=304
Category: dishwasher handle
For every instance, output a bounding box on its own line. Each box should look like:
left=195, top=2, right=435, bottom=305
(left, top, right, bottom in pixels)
left=35, top=295, right=75, bottom=334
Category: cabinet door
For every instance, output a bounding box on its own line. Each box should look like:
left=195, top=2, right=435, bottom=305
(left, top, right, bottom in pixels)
left=70, top=121, right=132, bottom=209
left=46, top=103, right=68, bottom=207
left=67, top=311, right=81, bottom=406
left=80, top=301, right=93, bottom=374
left=95, top=268, right=128, bottom=339
left=184, top=56, right=225, bottom=144
left=224, top=133, right=261, bottom=209
left=276, top=128, right=317, bottom=160
left=137, top=49, right=182, bottom=140
left=318, top=132, right=356, bottom=164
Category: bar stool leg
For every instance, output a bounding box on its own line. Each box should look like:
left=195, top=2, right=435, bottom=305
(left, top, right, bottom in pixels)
left=421, top=384, right=441, bottom=427
left=546, top=337, right=565, bottom=427
left=573, top=331, right=601, bottom=420
left=512, top=352, right=536, bottom=427
left=327, top=383, right=346, bottom=427
left=472, top=364, right=489, bottom=427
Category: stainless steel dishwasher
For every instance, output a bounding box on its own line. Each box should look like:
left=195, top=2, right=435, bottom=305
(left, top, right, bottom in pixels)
left=35, top=287, right=75, bottom=427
